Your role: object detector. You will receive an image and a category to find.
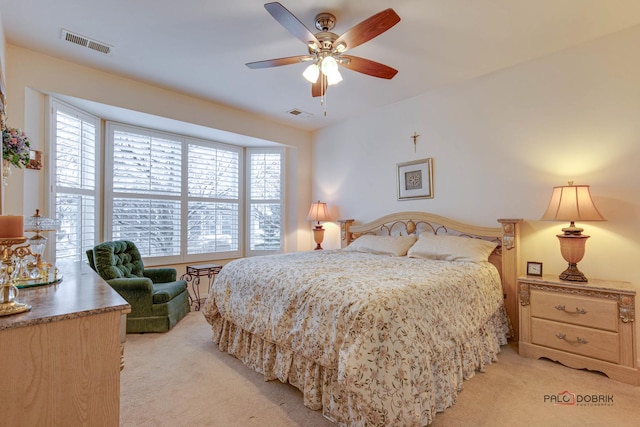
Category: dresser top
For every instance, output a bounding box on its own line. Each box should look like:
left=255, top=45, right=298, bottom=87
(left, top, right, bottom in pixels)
left=0, top=261, right=130, bottom=331
left=519, top=274, right=636, bottom=295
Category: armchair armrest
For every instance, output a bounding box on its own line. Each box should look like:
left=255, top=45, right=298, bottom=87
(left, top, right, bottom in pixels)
left=107, top=277, right=154, bottom=317
left=143, top=268, right=177, bottom=283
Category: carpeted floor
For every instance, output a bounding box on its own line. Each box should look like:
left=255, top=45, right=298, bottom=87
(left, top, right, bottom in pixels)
left=121, top=312, right=640, bottom=427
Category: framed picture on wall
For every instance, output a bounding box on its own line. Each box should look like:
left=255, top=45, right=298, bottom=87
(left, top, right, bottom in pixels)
left=397, top=158, right=434, bottom=200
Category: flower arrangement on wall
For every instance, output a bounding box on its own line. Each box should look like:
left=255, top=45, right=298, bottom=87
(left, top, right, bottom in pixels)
left=2, top=127, right=31, bottom=168
left=2, top=126, right=32, bottom=185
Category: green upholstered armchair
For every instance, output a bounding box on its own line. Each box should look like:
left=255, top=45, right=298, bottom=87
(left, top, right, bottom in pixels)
left=87, top=240, right=190, bottom=333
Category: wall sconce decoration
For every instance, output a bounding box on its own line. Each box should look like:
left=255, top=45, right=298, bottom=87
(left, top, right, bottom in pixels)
left=540, top=182, right=606, bottom=282
left=27, top=150, right=42, bottom=170
left=307, top=200, right=331, bottom=250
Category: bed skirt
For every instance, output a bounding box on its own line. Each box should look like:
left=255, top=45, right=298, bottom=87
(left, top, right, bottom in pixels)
left=208, top=306, right=510, bottom=427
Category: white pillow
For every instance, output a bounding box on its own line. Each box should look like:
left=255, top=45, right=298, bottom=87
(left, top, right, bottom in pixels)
left=407, top=234, right=497, bottom=262
left=345, top=234, right=417, bottom=257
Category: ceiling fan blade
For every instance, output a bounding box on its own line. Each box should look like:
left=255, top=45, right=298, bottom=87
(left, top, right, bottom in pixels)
left=340, top=55, right=398, bottom=79
left=265, top=2, right=319, bottom=46
left=334, top=9, right=400, bottom=52
left=246, top=55, right=312, bottom=69
left=311, top=78, right=327, bottom=98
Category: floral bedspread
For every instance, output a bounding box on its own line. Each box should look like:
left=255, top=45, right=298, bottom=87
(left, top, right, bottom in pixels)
left=203, top=250, right=510, bottom=426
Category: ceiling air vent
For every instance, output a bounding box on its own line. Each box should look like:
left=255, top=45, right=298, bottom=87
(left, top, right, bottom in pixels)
left=61, top=29, right=113, bottom=55
left=287, top=108, right=313, bottom=118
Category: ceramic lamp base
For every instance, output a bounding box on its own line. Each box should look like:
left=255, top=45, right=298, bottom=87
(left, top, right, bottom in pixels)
left=557, top=233, right=589, bottom=282
left=559, top=263, right=588, bottom=282
left=313, top=226, right=325, bottom=250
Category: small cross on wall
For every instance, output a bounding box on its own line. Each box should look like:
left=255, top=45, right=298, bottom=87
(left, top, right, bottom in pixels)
left=411, top=132, right=420, bottom=152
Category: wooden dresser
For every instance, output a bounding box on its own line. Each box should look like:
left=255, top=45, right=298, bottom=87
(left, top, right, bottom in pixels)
left=518, top=275, right=639, bottom=385
left=0, top=261, right=130, bottom=426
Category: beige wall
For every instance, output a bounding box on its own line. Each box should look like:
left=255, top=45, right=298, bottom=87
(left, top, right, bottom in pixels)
left=3, top=44, right=314, bottom=253
left=314, top=25, right=640, bottom=290
left=0, top=12, right=5, bottom=209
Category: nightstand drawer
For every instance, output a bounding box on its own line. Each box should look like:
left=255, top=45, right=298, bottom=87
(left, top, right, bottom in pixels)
left=531, top=318, right=620, bottom=364
left=530, top=290, right=618, bottom=332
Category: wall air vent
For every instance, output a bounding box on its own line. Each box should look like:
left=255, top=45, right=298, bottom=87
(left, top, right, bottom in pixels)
left=60, top=29, right=113, bottom=55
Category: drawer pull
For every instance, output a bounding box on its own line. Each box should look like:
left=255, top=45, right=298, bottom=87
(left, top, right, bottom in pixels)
left=554, top=304, right=587, bottom=315
left=555, top=333, right=588, bottom=345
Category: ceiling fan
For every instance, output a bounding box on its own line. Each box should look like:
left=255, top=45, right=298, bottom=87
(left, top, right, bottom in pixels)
left=246, top=2, right=401, bottom=98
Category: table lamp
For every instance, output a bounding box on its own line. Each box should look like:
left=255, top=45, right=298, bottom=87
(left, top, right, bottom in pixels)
left=540, top=182, right=605, bottom=282
left=307, top=200, right=331, bottom=250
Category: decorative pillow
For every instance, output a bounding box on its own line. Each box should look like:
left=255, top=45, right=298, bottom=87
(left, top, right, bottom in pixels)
left=345, top=234, right=418, bottom=257
left=407, top=234, right=498, bottom=262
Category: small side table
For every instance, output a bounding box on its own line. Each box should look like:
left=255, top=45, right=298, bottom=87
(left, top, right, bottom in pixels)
left=181, top=264, right=223, bottom=311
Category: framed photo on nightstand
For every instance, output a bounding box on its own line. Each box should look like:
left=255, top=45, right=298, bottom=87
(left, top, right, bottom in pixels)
left=526, top=261, right=543, bottom=277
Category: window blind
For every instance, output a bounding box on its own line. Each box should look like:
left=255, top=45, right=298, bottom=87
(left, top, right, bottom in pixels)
left=187, top=144, right=240, bottom=255
left=247, top=150, right=284, bottom=253
left=110, top=128, right=183, bottom=257
left=53, top=103, right=99, bottom=262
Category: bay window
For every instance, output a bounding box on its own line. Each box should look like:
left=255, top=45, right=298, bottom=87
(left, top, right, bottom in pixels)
left=50, top=98, right=284, bottom=263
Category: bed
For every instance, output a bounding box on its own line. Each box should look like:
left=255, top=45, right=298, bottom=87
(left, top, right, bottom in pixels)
left=203, top=212, right=521, bottom=426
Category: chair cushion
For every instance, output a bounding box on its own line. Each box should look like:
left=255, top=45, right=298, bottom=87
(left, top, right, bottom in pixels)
left=94, top=240, right=144, bottom=280
left=152, top=281, right=187, bottom=304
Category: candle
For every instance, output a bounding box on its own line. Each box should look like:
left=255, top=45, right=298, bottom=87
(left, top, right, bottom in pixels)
left=0, top=215, right=24, bottom=239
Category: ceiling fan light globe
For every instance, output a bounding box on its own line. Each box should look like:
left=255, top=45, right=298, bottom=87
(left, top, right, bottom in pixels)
left=326, top=69, right=343, bottom=85
left=302, top=63, right=320, bottom=83
left=321, top=56, right=339, bottom=74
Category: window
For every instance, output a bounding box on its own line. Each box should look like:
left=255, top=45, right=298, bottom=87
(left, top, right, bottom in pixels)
left=50, top=100, right=100, bottom=262
left=105, top=123, right=243, bottom=263
left=187, top=143, right=240, bottom=255
left=247, top=149, right=284, bottom=255
left=49, top=98, right=284, bottom=264
left=107, top=125, right=183, bottom=258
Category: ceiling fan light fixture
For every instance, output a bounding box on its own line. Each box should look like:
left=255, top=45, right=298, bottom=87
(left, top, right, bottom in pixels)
left=334, top=42, right=347, bottom=53
left=302, top=63, right=320, bottom=83
left=320, top=56, right=339, bottom=75
left=326, top=68, right=343, bottom=86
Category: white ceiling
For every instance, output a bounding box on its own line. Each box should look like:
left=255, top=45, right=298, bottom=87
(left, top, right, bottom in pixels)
left=2, top=0, right=640, bottom=132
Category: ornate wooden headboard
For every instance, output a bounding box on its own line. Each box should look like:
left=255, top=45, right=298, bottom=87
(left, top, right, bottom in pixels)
left=338, top=212, right=522, bottom=340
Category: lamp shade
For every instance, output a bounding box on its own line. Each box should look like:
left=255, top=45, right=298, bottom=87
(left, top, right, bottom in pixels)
left=303, top=63, right=320, bottom=83
left=320, top=56, right=338, bottom=74
left=307, top=201, right=331, bottom=224
left=326, top=68, right=343, bottom=86
left=540, top=183, right=605, bottom=223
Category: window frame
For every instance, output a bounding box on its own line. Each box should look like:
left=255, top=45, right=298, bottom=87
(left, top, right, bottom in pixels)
left=104, top=121, right=245, bottom=265
left=47, top=98, right=101, bottom=264
left=245, top=147, right=285, bottom=257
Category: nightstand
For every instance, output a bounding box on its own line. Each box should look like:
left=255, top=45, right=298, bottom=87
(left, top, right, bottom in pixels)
left=518, top=275, right=639, bottom=385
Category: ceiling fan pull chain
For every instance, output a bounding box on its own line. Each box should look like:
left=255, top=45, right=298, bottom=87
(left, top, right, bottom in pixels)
left=322, top=73, right=328, bottom=116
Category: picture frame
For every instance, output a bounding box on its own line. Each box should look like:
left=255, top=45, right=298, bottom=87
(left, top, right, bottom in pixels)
left=397, top=158, right=433, bottom=200
left=526, top=261, right=543, bottom=277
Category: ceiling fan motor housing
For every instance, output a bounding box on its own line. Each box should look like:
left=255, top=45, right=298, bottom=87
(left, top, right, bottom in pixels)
left=310, top=31, right=338, bottom=53
left=314, top=13, right=336, bottom=32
